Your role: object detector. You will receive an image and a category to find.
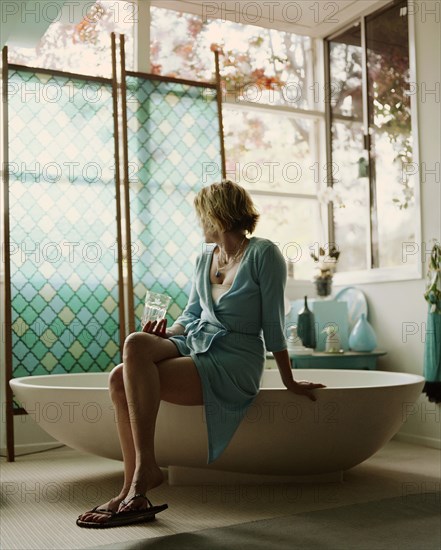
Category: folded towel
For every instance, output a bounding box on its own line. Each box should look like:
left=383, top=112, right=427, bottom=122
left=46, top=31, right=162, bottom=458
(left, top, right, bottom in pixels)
left=423, top=243, right=441, bottom=403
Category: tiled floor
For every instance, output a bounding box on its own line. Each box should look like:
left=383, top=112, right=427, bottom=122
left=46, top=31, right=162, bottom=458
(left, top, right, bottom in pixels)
left=0, top=439, right=440, bottom=550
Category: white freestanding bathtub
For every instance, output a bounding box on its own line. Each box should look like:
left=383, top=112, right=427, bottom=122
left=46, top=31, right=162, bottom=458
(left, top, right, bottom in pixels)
left=10, top=369, right=424, bottom=478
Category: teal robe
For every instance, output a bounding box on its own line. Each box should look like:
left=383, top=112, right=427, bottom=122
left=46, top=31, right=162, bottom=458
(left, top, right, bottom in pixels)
left=169, top=236, right=287, bottom=462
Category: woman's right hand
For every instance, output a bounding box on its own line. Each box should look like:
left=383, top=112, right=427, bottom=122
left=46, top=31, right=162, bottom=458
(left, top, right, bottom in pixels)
left=142, top=319, right=171, bottom=338
left=285, top=379, right=326, bottom=401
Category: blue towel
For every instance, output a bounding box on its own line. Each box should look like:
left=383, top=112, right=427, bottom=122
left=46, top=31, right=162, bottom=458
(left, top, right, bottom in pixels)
left=423, top=244, right=441, bottom=403
left=423, top=301, right=441, bottom=403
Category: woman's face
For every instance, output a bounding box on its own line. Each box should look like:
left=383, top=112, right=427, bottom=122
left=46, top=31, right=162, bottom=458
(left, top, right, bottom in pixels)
left=200, top=218, right=220, bottom=242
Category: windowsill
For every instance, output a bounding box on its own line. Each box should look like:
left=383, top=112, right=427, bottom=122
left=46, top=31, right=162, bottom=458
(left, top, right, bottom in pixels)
left=286, top=264, right=423, bottom=288
left=333, top=265, right=423, bottom=286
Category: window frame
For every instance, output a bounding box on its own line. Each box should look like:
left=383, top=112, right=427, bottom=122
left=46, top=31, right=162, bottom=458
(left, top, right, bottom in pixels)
left=221, top=60, right=329, bottom=283
left=147, top=1, right=329, bottom=284
left=1, top=0, right=421, bottom=287
left=147, top=0, right=422, bottom=285
left=324, top=1, right=423, bottom=285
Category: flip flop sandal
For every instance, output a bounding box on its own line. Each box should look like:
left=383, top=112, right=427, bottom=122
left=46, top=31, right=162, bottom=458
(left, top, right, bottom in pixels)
left=76, top=494, right=168, bottom=529
left=76, top=506, right=117, bottom=528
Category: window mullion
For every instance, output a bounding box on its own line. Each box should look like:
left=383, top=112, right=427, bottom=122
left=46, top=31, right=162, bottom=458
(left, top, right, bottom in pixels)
left=323, top=38, right=334, bottom=246
left=361, top=14, right=378, bottom=270
left=135, top=0, right=150, bottom=73
left=250, top=190, right=318, bottom=200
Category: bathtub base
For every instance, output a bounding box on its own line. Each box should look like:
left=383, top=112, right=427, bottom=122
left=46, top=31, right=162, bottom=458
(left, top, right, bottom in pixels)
left=167, top=465, right=344, bottom=485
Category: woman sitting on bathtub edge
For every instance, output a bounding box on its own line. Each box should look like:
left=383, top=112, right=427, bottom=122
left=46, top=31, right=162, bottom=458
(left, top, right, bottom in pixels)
left=76, top=179, right=325, bottom=528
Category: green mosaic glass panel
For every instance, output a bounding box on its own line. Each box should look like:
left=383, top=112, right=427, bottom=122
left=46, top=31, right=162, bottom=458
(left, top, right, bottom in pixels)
left=125, top=77, right=222, bottom=329
left=8, top=69, right=121, bottom=397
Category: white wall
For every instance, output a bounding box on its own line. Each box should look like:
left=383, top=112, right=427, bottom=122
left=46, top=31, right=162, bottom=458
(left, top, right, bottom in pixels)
left=372, top=2, right=441, bottom=447
left=299, top=3, right=441, bottom=448
left=327, top=3, right=440, bottom=448
left=286, top=3, right=440, bottom=448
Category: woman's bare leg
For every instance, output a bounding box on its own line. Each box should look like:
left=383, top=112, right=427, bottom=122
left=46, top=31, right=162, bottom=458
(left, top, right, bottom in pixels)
left=117, top=332, right=203, bottom=511
left=108, top=364, right=137, bottom=501
left=79, top=363, right=136, bottom=518
left=78, top=332, right=202, bottom=522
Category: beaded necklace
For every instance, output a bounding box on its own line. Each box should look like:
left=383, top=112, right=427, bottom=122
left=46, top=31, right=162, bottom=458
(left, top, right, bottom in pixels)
left=215, top=236, right=247, bottom=278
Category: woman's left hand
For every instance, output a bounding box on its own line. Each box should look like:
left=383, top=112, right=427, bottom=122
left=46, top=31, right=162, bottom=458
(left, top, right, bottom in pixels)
left=285, top=379, right=326, bottom=401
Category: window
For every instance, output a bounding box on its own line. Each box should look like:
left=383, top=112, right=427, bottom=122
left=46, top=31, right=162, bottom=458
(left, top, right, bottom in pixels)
left=7, top=1, right=135, bottom=77
left=327, top=0, right=420, bottom=279
left=150, top=5, right=325, bottom=280
left=3, top=0, right=418, bottom=284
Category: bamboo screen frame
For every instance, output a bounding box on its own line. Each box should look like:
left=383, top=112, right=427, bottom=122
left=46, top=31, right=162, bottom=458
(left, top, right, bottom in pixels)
left=2, top=34, right=226, bottom=461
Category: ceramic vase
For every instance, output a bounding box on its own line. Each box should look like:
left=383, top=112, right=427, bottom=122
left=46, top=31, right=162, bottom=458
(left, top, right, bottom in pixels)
left=297, top=296, right=316, bottom=349
left=349, top=313, right=377, bottom=352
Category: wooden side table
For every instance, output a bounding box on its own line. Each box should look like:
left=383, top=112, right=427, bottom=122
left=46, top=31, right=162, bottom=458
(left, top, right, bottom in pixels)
left=289, top=350, right=387, bottom=370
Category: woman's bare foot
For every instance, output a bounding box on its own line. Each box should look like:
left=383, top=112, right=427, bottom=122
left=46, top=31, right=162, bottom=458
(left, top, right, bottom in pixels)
left=78, top=466, right=164, bottom=524
left=118, top=466, right=164, bottom=512
left=77, top=494, right=127, bottom=524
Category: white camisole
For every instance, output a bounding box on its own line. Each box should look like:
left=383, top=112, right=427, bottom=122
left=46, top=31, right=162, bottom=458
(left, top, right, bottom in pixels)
left=211, top=283, right=232, bottom=304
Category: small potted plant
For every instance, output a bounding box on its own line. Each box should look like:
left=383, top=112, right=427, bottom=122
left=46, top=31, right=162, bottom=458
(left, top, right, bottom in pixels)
left=310, top=245, right=340, bottom=297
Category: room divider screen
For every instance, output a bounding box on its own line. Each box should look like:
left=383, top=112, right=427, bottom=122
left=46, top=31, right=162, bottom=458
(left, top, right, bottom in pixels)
left=123, top=72, right=222, bottom=331
left=6, top=67, right=122, bottom=381
left=3, top=35, right=225, bottom=460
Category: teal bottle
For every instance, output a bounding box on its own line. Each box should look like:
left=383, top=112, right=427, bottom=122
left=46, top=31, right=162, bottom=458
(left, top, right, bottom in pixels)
left=297, top=296, right=316, bottom=349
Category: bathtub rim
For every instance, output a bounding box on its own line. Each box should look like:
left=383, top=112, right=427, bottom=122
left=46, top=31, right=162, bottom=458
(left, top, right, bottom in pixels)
left=9, top=369, right=426, bottom=391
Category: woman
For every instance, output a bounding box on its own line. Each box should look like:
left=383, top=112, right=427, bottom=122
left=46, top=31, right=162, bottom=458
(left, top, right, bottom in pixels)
left=77, top=180, right=325, bottom=528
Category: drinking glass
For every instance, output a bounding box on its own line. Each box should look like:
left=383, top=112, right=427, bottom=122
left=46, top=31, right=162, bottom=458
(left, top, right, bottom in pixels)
left=141, top=291, right=171, bottom=328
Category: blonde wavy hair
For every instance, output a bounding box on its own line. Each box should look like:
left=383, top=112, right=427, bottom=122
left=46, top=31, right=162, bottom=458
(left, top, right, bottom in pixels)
left=194, top=180, right=260, bottom=235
